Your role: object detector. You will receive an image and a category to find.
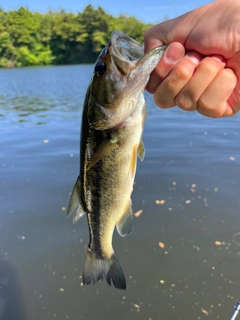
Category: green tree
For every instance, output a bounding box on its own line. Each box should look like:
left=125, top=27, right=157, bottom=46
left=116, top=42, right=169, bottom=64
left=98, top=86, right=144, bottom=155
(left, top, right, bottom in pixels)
left=0, top=6, right=155, bottom=67
left=50, top=9, right=82, bottom=64
left=75, top=5, right=110, bottom=63
left=6, top=7, right=52, bottom=66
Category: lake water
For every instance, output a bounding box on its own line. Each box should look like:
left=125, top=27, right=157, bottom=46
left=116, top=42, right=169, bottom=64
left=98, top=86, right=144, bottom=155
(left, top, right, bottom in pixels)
left=1, top=65, right=240, bottom=320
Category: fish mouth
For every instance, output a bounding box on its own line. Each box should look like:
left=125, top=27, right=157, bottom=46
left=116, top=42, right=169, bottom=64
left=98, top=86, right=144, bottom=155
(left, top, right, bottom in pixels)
left=109, top=31, right=144, bottom=76
left=88, top=31, right=167, bottom=130
left=111, top=31, right=144, bottom=62
left=109, top=31, right=167, bottom=76
left=109, top=31, right=167, bottom=82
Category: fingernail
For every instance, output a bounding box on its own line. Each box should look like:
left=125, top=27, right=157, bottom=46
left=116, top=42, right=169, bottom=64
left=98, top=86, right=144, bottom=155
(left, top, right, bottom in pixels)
left=165, top=44, right=184, bottom=64
left=210, top=55, right=226, bottom=65
left=186, top=51, right=202, bottom=65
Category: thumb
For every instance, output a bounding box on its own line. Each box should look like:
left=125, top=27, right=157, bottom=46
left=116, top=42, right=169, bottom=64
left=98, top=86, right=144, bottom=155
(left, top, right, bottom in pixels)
left=146, top=42, right=185, bottom=93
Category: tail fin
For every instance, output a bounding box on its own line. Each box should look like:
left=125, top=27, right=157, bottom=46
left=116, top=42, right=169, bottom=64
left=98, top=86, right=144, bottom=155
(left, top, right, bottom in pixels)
left=82, top=250, right=126, bottom=290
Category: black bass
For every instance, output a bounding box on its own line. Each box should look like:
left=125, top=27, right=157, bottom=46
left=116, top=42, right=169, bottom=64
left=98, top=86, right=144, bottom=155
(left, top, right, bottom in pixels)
left=67, top=30, right=166, bottom=290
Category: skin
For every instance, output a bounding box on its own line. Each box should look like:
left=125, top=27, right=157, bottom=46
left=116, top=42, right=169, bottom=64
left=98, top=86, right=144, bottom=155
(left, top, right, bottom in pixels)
left=144, top=0, right=240, bottom=118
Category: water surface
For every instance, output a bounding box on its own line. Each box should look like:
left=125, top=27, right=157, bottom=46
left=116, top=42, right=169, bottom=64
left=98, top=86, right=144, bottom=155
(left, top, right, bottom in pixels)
left=1, top=65, right=240, bottom=320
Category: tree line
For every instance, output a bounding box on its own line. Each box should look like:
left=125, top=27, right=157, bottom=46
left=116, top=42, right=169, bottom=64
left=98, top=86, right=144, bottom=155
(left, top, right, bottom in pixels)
left=0, top=5, right=153, bottom=67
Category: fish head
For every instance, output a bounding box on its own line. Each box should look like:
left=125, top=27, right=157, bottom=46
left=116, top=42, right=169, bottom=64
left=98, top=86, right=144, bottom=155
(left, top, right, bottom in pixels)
left=87, top=30, right=167, bottom=130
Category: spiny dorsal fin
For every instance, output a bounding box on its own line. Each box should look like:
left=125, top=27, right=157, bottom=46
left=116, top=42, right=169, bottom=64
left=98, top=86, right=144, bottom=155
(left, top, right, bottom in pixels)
left=137, top=140, right=145, bottom=161
left=87, top=136, right=118, bottom=171
left=116, top=203, right=133, bottom=237
left=66, top=177, right=86, bottom=224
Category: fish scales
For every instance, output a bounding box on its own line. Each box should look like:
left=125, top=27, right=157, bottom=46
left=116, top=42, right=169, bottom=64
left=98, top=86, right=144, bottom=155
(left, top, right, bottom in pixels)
left=67, top=30, right=166, bottom=290
left=85, top=96, right=146, bottom=256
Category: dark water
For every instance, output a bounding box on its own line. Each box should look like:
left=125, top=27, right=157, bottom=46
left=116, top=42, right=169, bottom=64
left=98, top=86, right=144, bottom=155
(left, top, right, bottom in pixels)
left=1, top=65, right=240, bottom=320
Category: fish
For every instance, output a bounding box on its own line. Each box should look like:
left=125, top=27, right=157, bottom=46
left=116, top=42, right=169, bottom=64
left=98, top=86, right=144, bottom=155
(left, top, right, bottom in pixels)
left=67, top=30, right=166, bottom=290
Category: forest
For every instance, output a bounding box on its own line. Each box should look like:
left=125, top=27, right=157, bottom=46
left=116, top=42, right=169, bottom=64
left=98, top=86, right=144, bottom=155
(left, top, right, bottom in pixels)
left=0, top=5, right=153, bottom=67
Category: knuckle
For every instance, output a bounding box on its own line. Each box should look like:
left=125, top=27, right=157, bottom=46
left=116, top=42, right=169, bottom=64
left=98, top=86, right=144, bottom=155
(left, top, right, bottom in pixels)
left=198, top=96, right=209, bottom=111
left=221, top=68, right=237, bottom=84
left=164, top=79, right=177, bottom=94
left=200, top=58, right=221, bottom=75
left=175, top=93, right=192, bottom=110
left=154, top=86, right=174, bottom=108
left=174, top=66, right=192, bottom=82
left=209, top=109, right=224, bottom=118
left=146, top=82, right=156, bottom=94
left=198, top=97, right=223, bottom=118
left=197, top=69, right=237, bottom=118
left=154, top=93, right=168, bottom=108
left=201, top=108, right=224, bottom=118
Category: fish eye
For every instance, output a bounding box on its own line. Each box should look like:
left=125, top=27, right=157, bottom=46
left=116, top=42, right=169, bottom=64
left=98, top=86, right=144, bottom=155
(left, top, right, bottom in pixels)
left=94, top=61, right=106, bottom=77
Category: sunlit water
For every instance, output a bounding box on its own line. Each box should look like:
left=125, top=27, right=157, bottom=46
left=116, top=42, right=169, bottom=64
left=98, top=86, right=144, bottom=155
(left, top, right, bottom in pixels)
left=1, top=65, right=240, bottom=320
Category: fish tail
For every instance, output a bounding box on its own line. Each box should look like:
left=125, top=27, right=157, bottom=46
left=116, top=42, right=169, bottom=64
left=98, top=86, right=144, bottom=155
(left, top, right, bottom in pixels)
left=82, top=249, right=126, bottom=290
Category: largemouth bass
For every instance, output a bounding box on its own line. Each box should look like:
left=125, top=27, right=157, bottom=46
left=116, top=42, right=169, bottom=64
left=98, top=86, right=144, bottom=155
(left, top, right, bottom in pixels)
left=67, top=30, right=166, bottom=290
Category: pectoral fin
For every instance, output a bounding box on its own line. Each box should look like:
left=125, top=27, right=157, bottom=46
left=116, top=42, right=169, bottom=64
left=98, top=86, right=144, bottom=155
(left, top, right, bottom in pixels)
left=137, top=140, right=145, bottom=161
left=116, top=203, right=133, bottom=237
left=67, top=177, right=86, bottom=225
left=87, top=137, right=118, bottom=171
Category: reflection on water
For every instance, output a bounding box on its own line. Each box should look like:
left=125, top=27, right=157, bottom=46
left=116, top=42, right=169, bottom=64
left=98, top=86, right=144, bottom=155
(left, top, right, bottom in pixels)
left=0, top=65, right=91, bottom=125
left=1, top=65, right=240, bottom=319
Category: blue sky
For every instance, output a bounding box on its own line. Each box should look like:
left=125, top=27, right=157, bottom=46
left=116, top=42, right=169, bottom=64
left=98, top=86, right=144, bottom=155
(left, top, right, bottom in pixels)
left=1, top=0, right=211, bottom=23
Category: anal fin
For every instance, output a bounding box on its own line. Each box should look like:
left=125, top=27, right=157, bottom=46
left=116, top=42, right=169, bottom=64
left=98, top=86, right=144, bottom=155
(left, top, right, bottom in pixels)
left=67, top=177, right=86, bottom=225
left=116, top=203, right=133, bottom=237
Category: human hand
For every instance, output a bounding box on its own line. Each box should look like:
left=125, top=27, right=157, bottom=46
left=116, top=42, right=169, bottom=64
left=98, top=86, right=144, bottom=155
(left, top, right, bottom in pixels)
left=144, top=0, right=240, bottom=117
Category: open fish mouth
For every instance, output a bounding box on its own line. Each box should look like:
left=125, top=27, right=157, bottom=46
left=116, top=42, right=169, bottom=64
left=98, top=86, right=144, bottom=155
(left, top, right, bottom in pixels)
left=87, top=30, right=167, bottom=130
left=110, top=31, right=144, bottom=63
left=110, top=30, right=167, bottom=75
